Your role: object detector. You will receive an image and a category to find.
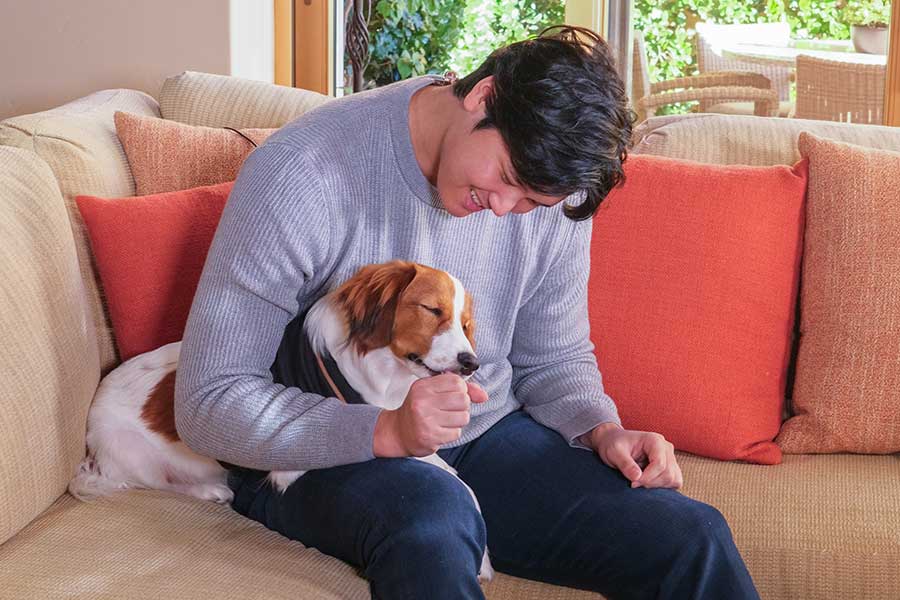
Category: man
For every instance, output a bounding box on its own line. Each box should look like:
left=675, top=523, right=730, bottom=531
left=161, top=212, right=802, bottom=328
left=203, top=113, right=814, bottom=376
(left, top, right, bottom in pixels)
left=175, top=25, right=759, bottom=599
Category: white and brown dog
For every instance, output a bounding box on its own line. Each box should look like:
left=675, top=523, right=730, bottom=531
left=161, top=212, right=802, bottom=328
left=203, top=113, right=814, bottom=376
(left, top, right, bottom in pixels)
left=68, top=260, right=493, bottom=580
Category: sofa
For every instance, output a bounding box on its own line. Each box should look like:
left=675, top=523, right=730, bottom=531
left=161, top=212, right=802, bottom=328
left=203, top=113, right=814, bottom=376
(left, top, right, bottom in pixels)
left=1, top=71, right=898, bottom=600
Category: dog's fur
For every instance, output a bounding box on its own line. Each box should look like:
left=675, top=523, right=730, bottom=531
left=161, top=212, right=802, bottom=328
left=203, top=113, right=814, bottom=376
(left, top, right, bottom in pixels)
left=68, top=260, right=493, bottom=580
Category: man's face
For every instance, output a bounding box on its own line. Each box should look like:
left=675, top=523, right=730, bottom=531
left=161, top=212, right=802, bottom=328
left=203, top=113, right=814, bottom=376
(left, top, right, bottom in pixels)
left=435, top=78, right=567, bottom=218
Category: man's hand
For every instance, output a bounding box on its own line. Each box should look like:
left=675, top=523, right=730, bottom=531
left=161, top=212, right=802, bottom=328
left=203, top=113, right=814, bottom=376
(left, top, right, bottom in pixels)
left=579, top=423, right=684, bottom=489
left=374, top=374, right=488, bottom=458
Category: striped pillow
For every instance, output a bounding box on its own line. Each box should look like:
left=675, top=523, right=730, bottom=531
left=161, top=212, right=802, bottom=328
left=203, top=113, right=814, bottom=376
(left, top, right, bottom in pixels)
left=115, top=111, right=275, bottom=196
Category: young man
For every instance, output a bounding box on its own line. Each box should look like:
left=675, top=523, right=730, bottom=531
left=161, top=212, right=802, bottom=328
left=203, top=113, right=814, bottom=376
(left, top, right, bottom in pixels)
left=175, top=26, right=760, bottom=599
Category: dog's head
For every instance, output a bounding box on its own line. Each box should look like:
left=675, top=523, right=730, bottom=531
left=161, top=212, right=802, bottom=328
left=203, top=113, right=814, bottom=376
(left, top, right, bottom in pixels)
left=332, top=260, right=478, bottom=378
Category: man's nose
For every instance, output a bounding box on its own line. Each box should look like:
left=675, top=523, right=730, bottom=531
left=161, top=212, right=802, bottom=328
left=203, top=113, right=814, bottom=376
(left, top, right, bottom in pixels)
left=488, top=191, right=518, bottom=217
left=457, top=352, right=480, bottom=376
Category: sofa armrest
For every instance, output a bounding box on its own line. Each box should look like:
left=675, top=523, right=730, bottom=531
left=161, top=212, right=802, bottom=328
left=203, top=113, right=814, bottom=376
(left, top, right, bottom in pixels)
left=0, top=147, right=99, bottom=545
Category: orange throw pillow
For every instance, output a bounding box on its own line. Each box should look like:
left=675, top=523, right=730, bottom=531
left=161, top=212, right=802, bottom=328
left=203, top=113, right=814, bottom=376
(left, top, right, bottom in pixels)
left=776, top=133, right=900, bottom=454
left=115, top=111, right=275, bottom=196
left=75, top=181, right=234, bottom=361
left=588, top=154, right=809, bottom=464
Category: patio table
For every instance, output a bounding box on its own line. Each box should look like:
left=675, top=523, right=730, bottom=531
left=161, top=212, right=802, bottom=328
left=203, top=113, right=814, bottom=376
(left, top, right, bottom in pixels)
left=717, top=39, right=887, bottom=67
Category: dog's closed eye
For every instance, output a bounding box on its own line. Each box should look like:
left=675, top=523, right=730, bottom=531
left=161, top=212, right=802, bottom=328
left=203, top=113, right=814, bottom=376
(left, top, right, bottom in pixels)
left=420, top=304, right=442, bottom=317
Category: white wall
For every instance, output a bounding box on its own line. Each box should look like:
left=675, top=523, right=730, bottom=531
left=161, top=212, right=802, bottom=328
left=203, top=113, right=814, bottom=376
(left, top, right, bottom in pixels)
left=0, top=0, right=275, bottom=120
left=229, top=0, right=274, bottom=84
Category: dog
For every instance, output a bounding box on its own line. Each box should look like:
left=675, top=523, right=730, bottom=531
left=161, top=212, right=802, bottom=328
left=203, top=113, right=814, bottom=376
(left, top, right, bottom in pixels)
left=68, top=259, right=494, bottom=580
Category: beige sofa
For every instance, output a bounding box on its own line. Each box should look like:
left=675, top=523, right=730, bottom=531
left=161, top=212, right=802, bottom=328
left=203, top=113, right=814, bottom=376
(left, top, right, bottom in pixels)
left=1, top=71, right=899, bottom=600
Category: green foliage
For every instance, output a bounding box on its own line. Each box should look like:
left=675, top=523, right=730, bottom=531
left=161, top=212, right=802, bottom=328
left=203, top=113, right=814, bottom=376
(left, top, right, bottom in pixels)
left=836, top=0, right=892, bottom=27
left=366, top=0, right=466, bottom=87
left=448, top=0, right=565, bottom=74
left=363, top=0, right=563, bottom=88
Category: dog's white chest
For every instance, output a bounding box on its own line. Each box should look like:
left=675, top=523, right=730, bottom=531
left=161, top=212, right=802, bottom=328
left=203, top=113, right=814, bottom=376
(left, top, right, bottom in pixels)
left=336, top=346, right=416, bottom=410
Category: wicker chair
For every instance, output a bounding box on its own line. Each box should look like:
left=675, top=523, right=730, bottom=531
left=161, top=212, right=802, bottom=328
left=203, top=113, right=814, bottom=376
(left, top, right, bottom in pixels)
left=695, top=21, right=795, bottom=117
left=632, top=31, right=779, bottom=123
left=793, top=54, right=886, bottom=125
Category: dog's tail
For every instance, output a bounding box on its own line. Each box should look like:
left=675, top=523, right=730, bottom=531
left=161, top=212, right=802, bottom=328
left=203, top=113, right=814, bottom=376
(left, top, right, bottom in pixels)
left=67, top=455, right=128, bottom=502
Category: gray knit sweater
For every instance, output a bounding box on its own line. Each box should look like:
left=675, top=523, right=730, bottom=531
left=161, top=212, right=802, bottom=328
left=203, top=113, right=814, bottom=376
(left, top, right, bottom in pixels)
left=174, top=75, right=621, bottom=472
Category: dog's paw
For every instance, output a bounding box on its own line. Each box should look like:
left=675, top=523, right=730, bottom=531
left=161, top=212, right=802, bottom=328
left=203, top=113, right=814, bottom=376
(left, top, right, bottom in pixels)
left=267, top=470, right=306, bottom=493
left=183, top=483, right=234, bottom=504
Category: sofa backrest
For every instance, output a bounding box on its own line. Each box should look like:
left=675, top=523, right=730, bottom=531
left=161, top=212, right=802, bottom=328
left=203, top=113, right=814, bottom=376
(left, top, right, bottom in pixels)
left=0, top=147, right=98, bottom=546
left=159, top=70, right=330, bottom=128
left=632, top=113, right=900, bottom=165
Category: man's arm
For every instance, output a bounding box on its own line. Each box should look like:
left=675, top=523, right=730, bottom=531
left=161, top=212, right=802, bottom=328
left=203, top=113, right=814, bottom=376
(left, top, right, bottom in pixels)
left=508, top=217, right=621, bottom=451
left=174, top=143, right=383, bottom=472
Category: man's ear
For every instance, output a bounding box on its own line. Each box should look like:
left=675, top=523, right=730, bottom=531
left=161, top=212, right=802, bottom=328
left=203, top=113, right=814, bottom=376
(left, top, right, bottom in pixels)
left=462, top=76, right=494, bottom=115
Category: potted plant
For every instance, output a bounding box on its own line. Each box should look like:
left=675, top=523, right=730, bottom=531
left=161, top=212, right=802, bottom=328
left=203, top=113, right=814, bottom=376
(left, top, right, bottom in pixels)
left=836, top=0, right=891, bottom=54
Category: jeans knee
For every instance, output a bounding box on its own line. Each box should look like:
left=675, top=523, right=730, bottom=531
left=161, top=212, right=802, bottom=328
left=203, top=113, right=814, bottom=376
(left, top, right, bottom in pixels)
left=652, top=499, right=735, bottom=559
left=685, top=503, right=733, bottom=546
left=376, top=463, right=486, bottom=559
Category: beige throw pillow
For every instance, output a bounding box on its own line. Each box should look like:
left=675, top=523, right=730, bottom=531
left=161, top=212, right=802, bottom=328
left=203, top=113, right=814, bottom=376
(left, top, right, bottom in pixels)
left=114, top=111, right=276, bottom=196
left=776, top=132, right=900, bottom=454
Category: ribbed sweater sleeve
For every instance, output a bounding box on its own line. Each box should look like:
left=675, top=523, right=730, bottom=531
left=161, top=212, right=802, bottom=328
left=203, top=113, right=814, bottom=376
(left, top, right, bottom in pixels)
left=509, top=218, right=621, bottom=450
left=174, top=142, right=383, bottom=471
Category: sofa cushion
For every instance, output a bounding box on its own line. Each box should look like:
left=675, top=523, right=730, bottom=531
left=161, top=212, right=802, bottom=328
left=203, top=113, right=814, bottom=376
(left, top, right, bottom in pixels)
left=0, top=147, right=99, bottom=546
left=159, top=70, right=332, bottom=129
left=0, top=491, right=598, bottom=599
left=75, top=181, right=234, bottom=361
left=3, top=453, right=898, bottom=600
left=0, top=89, right=161, bottom=374
left=588, top=154, right=808, bottom=464
left=632, top=113, right=900, bottom=166
left=114, top=111, right=275, bottom=196
left=680, top=453, right=900, bottom=600
left=776, top=133, right=900, bottom=454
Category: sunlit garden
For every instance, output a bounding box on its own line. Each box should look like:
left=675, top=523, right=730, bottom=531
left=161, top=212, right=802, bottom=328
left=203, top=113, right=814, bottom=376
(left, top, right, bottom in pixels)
left=352, top=0, right=891, bottom=115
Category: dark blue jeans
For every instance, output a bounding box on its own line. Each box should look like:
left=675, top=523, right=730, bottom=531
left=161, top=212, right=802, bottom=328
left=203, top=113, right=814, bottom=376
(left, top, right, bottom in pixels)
left=227, top=409, right=759, bottom=600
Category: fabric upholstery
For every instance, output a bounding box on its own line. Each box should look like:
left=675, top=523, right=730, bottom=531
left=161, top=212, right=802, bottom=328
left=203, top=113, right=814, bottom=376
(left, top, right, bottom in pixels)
left=0, top=147, right=99, bottom=546
left=777, top=133, right=900, bottom=454
left=114, top=111, right=274, bottom=195
left=159, top=70, right=332, bottom=128
left=2, top=453, right=899, bottom=600
left=588, top=154, right=808, bottom=464
left=75, top=181, right=234, bottom=361
left=0, top=89, right=161, bottom=374
left=632, top=113, right=900, bottom=165
left=0, top=491, right=600, bottom=600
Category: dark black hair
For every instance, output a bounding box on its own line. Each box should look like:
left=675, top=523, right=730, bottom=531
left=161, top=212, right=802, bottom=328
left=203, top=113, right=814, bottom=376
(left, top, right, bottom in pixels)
left=453, top=25, right=635, bottom=220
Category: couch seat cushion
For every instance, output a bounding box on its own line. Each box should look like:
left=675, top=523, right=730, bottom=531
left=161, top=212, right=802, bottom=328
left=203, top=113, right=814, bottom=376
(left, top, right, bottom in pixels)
left=682, top=453, right=900, bottom=600
left=0, top=490, right=598, bottom=599
left=2, top=453, right=898, bottom=600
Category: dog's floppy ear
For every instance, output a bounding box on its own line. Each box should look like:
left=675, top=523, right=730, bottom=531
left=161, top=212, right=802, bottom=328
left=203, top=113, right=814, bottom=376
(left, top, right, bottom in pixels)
left=335, top=260, right=418, bottom=354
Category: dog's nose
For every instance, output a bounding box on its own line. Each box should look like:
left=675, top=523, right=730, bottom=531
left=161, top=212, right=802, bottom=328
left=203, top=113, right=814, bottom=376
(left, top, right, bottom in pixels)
left=457, top=352, right=479, bottom=375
